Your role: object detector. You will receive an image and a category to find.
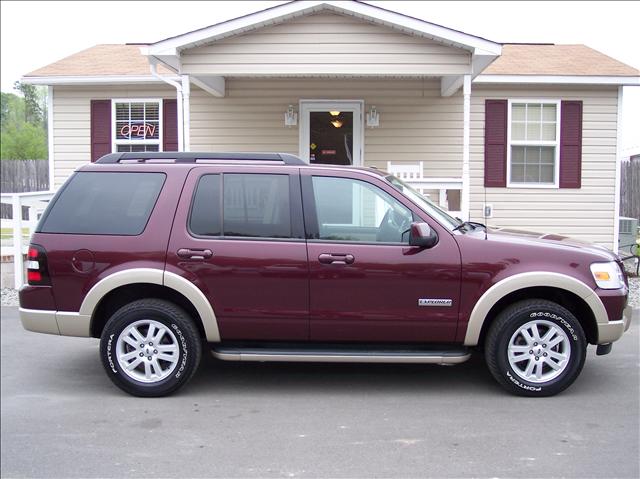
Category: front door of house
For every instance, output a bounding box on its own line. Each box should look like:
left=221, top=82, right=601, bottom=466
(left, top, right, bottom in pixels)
left=299, top=101, right=363, bottom=166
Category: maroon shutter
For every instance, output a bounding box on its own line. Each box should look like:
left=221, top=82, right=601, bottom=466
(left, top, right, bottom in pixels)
left=559, top=100, right=583, bottom=188
left=90, top=100, right=111, bottom=162
left=484, top=100, right=508, bottom=187
left=163, top=99, right=178, bottom=151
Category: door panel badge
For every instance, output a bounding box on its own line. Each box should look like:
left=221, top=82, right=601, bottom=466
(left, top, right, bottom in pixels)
left=418, top=298, right=453, bottom=307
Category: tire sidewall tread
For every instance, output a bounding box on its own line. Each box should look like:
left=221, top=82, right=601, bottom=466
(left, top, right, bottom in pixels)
left=99, top=298, right=202, bottom=397
left=485, top=299, right=586, bottom=397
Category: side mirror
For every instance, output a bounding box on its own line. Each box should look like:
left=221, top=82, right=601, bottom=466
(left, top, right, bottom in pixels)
left=409, top=222, right=438, bottom=248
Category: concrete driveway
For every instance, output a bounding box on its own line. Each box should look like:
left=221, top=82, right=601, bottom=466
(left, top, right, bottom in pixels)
left=1, top=306, right=638, bottom=478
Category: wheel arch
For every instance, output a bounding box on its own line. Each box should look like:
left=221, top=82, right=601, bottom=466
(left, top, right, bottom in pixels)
left=81, top=268, right=220, bottom=342
left=464, top=272, right=605, bottom=347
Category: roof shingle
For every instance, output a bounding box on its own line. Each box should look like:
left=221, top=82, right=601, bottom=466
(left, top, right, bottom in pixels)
left=24, top=43, right=639, bottom=79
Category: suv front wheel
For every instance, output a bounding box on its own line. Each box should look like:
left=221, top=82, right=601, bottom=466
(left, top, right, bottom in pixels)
left=99, top=299, right=202, bottom=397
left=485, top=299, right=587, bottom=397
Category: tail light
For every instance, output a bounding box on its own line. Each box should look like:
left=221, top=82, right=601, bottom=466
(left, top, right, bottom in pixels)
left=27, top=244, right=51, bottom=286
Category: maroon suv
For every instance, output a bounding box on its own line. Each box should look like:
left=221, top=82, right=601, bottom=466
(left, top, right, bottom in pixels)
left=19, top=152, right=631, bottom=397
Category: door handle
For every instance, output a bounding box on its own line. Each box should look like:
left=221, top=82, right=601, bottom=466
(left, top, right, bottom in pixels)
left=318, top=253, right=355, bottom=265
left=177, top=248, right=213, bottom=260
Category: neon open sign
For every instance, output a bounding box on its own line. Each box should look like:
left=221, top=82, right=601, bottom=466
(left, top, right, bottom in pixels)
left=119, top=123, right=156, bottom=138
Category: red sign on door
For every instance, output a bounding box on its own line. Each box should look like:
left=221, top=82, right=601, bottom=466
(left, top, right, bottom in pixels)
left=321, top=149, right=336, bottom=155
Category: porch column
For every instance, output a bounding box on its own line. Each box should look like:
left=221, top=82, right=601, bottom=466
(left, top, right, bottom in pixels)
left=181, top=75, right=191, bottom=152
left=461, top=74, right=471, bottom=221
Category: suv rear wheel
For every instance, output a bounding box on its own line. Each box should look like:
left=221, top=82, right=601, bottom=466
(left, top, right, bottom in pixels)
left=99, top=299, right=202, bottom=397
left=485, top=299, right=586, bottom=397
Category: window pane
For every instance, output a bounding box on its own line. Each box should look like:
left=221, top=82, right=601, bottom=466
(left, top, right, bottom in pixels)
left=542, top=104, right=556, bottom=121
left=540, top=146, right=555, bottom=163
left=312, top=176, right=413, bottom=243
left=130, top=103, right=144, bottom=121
left=525, top=164, right=540, bottom=182
left=223, top=174, right=291, bottom=238
left=511, top=122, right=525, bottom=141
left=526, top=122, right=541, bottom=141
left=116, top=144, right=160, bottom=152
left=540, top=164, right=555, bottom=183
left=512, top=104, right=526, bottom=121
left=542, top=122, right=556, bottom=141
left=511, top=146, right=555, bottom=184
left=40, top=172, right=165, bottom=235
left=190, top=175, right=221, bottom=236
left=528, top=104, right=542, bottom=122
left=511, top=145, right=525, bottom=162
left=510, top=163, right=525, bottom=182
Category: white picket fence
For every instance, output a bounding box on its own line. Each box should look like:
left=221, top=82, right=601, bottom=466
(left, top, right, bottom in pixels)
left=0, top=191, right=55, bottom=288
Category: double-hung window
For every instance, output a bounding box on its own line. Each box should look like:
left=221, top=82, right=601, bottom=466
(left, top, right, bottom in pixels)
left=113, top=100, right=162, bottom=152
left=508, top=100, right=560, bottom=187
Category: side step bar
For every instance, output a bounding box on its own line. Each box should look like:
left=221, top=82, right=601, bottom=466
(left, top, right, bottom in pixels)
left=211, top=346, right=471, bottom=365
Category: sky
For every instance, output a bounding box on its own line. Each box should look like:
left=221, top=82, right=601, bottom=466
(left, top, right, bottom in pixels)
left=1, top=0, right=638, bottom=150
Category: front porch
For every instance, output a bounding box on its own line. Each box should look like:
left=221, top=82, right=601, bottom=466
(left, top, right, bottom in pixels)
left=185, top=76, right=470, bottom=218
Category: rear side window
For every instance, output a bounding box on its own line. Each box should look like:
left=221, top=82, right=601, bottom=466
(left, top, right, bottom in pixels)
left=39, top=172, right=165, bottom=235
left=189, top=173, right=291, bottom=239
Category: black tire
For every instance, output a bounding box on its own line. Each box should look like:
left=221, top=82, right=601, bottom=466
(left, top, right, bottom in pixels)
left=485, top=299, right=586, bottom=397
left=99, top=299, right=202, bottom=397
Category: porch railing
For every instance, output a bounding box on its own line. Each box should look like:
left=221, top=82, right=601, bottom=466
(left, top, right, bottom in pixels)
left=387, top=161, right=463, bottom=218
left=0, top=191, right=55, bottom=288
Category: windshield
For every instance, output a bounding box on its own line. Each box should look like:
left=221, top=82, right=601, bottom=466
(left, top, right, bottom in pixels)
left=385, top=175, right=461, bottom=231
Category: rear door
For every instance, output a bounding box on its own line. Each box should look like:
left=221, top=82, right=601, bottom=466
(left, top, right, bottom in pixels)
left=166, top=166, right=309, bottom=341
left=301, top=168, right=461, bottom=343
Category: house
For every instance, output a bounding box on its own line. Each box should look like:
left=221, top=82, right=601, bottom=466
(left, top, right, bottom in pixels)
left=22, top=0, right=639, bottom=250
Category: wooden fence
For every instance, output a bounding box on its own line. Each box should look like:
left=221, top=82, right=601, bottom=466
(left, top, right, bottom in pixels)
left=0, top=160, right=49, bottom=218
left=621, top=159, right=639, bottom=221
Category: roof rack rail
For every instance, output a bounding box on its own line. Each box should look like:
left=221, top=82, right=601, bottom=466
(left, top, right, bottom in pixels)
left=95, top=152, right=306, bottom=166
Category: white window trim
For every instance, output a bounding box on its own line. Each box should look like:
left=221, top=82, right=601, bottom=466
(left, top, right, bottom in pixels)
left=506, top=99, right=561, bottom=189
left=111, top=98, right=163, bottom=153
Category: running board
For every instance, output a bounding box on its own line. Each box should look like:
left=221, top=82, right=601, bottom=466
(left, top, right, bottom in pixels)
left=211, top=345, right=471, bottom=365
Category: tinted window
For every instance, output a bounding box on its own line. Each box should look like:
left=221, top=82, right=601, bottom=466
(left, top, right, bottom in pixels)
left=223, top=174, right=291, bottom=238
left=40, top=172, right=165, bottom=235
left=189, top=175, right=222, bottom=236
left=312, top=176, right=413, bottom=243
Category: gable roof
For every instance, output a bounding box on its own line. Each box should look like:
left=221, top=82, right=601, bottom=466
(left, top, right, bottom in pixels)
left=23, top=43, right=639, bottom=81
left=145, top=0, right=501, bottom=57
left=485, top=44, right=639, bottom=76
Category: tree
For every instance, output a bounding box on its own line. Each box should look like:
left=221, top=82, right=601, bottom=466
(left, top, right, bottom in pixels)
left=14, top=81, right=45, bottom=125
left=0, top=84, right=48, bottom=160
left=0, top=122, right=47, bottom=160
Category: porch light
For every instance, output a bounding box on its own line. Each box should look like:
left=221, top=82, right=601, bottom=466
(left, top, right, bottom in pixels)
left=284, top=105, right=297, bottom=127
left=331, top=119, right=343, bottom=128
left=366, top=105, right=380, bottom=128
left=329, top=111, right=341, bottom=117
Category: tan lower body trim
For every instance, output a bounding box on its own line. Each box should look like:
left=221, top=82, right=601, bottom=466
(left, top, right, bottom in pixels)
left=19, top=308, right=91, bottom=337
left=56, top=312, right=91, bottom=337
left=597, top=307, right=633, bottom=344
left=19, top=308, right=60, bottom=335
left=212, top=351, right=471, bottom=364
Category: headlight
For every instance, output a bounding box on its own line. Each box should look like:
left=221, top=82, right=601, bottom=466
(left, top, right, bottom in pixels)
left=590, top=261, right=624, bottom=289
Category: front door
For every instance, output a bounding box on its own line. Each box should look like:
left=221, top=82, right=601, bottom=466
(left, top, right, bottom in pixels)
left=299, top=101, right=363, bottom=166
left=301, top=169, right=462, bottom=343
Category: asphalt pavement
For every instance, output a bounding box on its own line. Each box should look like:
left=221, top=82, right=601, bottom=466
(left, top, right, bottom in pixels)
left=1, top=306, right=638, bottom=478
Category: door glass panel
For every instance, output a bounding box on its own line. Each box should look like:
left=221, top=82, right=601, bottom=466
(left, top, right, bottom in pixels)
left=223, top=174, right=291, bottom=238
left=309, top=111, right=353, bottom=165
left=312, top=176, right=413, bottom=243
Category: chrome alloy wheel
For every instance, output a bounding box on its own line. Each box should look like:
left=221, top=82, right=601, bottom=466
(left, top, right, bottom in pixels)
left=116, top=319, right=179, bottom=383
left=507, top=319, right=571, bottom=383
